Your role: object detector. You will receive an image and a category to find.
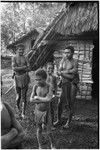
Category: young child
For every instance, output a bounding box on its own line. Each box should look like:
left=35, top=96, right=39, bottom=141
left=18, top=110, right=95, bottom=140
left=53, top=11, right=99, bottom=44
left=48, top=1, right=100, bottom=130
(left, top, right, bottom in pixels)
left=30, top=69, right=55, bottom=149
left=46, top=62, right=57, bottom=126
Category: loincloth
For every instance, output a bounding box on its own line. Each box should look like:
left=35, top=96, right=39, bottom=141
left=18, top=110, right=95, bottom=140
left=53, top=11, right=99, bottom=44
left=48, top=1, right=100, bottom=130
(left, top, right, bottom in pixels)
left=34, top=108, right=52, bottom=132
left=15, top=73, right=30, bottom=88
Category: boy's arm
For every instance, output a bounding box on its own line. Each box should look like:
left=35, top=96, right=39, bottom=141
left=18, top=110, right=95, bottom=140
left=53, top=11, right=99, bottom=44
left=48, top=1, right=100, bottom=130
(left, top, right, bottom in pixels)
left=60, top=60, right=78, bottom=79
left=59, top=57, right=65, bottom=71
left=53, top=76, right=57, bottom=95
left=30, top=85, right=42, bottom=103
left=62, top=60, right=78, bottom=74
left=12, top=57, right=27, bottom=72
left=35, top=84, right=53, bottom=102
left=68, top=60, right=78, bottom=74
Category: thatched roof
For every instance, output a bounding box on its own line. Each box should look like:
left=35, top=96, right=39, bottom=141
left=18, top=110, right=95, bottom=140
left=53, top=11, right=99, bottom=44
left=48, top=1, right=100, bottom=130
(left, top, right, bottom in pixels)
left=7, top=29, right=39, bottom=50
left=27, top=2, right=98, bottom=71
left=55, top=2, right=98, bottom=35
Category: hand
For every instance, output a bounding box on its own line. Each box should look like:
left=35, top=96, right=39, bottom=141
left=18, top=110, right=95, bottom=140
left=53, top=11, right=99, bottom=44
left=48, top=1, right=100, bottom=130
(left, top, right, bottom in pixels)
left=34, top=96, right=38, bottom=100
left=9, top=128, right=18, bottom=138
left=65, top=70, right=69, bottom=74
left=57, top=71, right=61, bottom=76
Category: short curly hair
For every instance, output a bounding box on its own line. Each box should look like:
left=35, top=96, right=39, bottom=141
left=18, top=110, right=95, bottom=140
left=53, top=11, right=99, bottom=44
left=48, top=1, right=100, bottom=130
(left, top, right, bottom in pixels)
left=47, top=62, right=54, bottom=69
left=65, top=46, right=74, bottom=54
left=35, top=69, right=47, bottom=80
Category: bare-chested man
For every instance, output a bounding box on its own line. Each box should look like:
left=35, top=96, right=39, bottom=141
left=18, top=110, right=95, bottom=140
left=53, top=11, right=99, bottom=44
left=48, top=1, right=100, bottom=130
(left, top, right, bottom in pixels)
left=12, top=43, right=30, bottom=119
left=54, top=46, right=79, bottom=128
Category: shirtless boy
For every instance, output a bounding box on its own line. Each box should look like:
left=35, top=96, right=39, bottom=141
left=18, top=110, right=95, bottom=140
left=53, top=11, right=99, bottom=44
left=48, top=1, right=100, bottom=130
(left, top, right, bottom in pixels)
left=12, top=43, right=30, bottom=118
left=54, top=46, right=79, bottom=128
left=30, top=69, right=55, bottom=149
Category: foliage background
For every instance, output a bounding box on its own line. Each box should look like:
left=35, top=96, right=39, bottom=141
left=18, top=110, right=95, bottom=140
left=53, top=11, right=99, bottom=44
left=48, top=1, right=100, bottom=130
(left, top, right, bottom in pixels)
left=1, top=2, right=66, bottom=55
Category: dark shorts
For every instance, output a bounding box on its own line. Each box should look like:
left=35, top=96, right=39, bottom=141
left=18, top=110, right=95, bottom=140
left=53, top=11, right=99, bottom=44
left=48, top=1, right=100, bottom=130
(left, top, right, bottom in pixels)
left=15, top=86, right=28, bottom=103
left=60, top=81, right=77, bottom=106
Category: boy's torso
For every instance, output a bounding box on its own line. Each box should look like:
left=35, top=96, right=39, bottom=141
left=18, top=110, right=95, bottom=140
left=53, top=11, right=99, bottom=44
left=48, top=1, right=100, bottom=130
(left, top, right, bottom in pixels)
left=15, top=55, right=27, bottom=67
left=13, top=55, right=27, bottom=75
left=35, top=83, right=50, bottom=112
left=61, top=58, right=78, bottom=83
left=47, top=74, right=56, bottom=92
left=62, top=58, right=74, bottom=71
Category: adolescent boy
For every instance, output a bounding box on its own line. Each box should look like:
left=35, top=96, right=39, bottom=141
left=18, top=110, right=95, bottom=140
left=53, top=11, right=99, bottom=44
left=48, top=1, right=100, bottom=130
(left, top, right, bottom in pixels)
left=46, top=62, right=57, bottom=126
left=12, top=43, right=30, bottom=119
left=30, top=69, right=55, bottom=149
left=54, top=46, right=79, bottom=128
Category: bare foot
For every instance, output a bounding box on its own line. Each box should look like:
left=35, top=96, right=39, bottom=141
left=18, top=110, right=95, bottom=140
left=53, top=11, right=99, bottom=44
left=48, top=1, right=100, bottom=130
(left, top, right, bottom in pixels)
left=63, top=121, right=70, bottom=129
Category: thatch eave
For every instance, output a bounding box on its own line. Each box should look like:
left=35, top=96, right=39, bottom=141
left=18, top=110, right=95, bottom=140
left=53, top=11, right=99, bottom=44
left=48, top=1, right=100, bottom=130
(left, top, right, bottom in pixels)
left=7, top=29, right=39, bottom=50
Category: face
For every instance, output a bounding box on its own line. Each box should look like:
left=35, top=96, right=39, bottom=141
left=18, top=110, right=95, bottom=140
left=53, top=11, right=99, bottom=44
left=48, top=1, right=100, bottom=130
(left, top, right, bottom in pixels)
left=17, top=47, right=24, bottom=56
left=35, top=76, right=45, bottom=84
left=47, top=64, right=54, bottom=75
left=64, top=49, right=73, bottom=59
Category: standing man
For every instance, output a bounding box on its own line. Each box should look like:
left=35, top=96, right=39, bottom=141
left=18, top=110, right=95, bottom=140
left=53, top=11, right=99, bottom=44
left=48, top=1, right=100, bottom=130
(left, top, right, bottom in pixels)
left=12, top=43, right=30, bottom=119
left=54, top=46, right=79, bottom=128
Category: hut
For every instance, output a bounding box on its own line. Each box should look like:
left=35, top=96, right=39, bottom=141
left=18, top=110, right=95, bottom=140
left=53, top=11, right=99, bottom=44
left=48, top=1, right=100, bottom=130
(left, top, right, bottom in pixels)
left=7, top=29, right=39, bottom=54
left=28, top=2, right=98, bottom=100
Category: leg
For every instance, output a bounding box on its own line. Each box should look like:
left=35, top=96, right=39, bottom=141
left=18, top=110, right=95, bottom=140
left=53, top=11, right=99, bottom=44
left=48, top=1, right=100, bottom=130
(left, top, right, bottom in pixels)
left=69, top=84, right=77, bottom=124
left=48, top=132, right=55, bottom=149
left=15, top=87, right=21, bottom=110
left=54, top=96, right=64, bottom=126
left=37, top=124, right=43, bottom=149
left=64, top=84, right=77, bottom=128
left=50, top=101, right=55, bottom=125
left=21, top=86, right=28, bottom=118
left=58, top=84, right=67, bottom=122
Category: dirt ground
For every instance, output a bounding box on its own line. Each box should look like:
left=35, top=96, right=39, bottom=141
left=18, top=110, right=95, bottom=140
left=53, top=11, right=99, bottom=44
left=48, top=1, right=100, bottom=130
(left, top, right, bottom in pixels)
left=1, top=69, right=99, bottom=149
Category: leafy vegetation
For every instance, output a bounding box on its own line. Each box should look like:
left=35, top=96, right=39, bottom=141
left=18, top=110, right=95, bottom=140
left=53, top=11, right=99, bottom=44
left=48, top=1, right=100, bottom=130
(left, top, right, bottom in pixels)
left=1, top=2, right=65, bottom=54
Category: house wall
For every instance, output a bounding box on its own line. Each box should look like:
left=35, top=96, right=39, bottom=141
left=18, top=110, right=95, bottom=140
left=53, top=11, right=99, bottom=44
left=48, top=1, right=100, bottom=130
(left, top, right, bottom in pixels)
left=54, top=40, right=94, bottom=100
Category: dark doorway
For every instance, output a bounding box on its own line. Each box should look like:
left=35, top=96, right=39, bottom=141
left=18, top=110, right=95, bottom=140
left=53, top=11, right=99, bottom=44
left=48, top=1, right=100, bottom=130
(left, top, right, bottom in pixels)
left=91, top=40, right=99, bottom=101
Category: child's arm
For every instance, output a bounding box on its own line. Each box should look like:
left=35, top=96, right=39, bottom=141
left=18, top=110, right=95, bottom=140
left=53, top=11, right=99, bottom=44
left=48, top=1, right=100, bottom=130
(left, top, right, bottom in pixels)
left=66, top=60, right=78, bottom=74
left=53, top=76, right=57, bottom=95
left=30, top=85, right=37, bottom=102
left=59, top=57, right=65, bottom=71
left=34, top=85, right=53, bottom=102
left=30, top=85, right=43, bottom=103
left=59, top=61, right=78, bottom=79
left=12, top=57, right=27, bottom=72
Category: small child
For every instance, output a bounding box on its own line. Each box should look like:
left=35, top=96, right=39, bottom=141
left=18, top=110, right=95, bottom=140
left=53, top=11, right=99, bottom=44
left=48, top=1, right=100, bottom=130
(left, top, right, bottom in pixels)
left=46, top=62, right=57, bottom=125
left=30, top=69, right=55, bottom=149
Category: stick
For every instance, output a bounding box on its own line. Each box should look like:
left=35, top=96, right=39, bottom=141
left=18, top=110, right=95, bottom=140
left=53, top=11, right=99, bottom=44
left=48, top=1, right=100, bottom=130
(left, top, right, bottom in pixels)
left=5, top=85, right=14, bottom=94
